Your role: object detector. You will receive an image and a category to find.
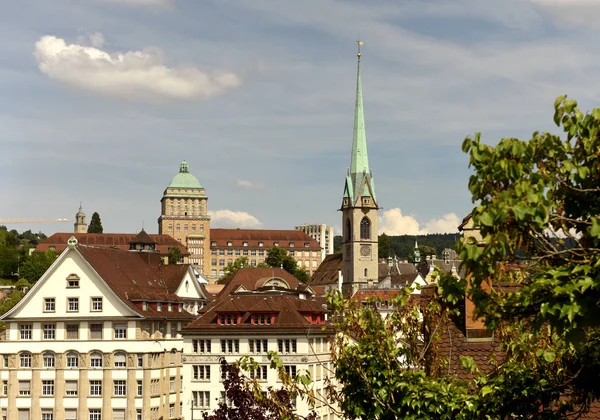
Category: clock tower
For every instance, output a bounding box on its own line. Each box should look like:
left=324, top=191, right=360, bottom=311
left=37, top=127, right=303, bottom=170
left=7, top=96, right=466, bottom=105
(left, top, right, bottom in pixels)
left=340, top=42, right=379, bottom=296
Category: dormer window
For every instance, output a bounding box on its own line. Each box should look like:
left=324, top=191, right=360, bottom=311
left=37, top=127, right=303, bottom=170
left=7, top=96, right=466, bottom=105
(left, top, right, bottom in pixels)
left=227, top=241, right=232, bottom=246
left=258, top=242, right=264, bottom=247
left=142, top=301, right=148, bottom=311
left=178, top=303, right=183, bottom=312
left=252, top=314, right=273, bottom=325
left=289, top=242, right=295, bottom=248
left=211, top=241, right=217, bottom=246
left=157, top=303, right=162, bottom=312
left=66, top=274, right=80, bottom=288
left=273, top=242, right=279, bottom=247
left=243, top=242, right=248, bottom=247
left=168, top=303, right=173, bottom=312
left=218, top=314, right=240, bottom=325
left=304, top=242, right=309, bottom=247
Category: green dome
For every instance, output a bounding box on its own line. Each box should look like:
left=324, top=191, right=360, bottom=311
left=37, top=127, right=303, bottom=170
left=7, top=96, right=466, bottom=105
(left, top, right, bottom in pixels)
left=168, top=161, right=203, bottom=189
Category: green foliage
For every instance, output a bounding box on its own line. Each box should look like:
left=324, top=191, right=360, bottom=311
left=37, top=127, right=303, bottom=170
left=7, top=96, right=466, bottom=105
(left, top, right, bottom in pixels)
left=293, top=267, right=310, bottom=284
left=168, top=247, right=182, bottom=265
left=19, top=250, right=57, bottom=283
left=220, top=257, right=250, bottom=284
left=0, top=246, right=19, bottom=278
left=264, top=246, right=297, bottom=275
left=378, top=233, right=391, bottom=259
left=87, top=212, right=103, bottom=233
left=0, top=289, right=25, bottom=320
left=334, top=234, right=460, bottom=259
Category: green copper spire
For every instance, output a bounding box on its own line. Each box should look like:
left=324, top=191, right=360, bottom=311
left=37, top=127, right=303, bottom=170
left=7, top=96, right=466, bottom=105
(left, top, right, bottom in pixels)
left=351, top=41, right=369, bottom=175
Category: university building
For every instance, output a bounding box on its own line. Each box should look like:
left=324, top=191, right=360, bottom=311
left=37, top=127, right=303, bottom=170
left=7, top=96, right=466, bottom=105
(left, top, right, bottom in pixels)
left=0, top=235, right=209, bottom=420
left=295, top=224, right=334, bottom=261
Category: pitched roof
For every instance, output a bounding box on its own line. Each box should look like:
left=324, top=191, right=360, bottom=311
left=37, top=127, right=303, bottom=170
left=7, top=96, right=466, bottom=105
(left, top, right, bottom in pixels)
left=161, top=264, right=190, bottom=294
left=218, top=267, right=308, bottom=298
left=181, top=293, right=331, bottom=334
left=209, top=229, right=321, bottom=249
left=36, top=233, right=188, bottom=256
left=76, top=245, right=196, bottom=320
left=309, top=253, right=343, bottom=286
left=130, top=229, right=156, bottom=245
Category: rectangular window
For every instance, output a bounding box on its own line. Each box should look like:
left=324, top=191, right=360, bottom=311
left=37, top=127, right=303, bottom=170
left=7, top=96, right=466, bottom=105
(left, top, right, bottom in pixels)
left=192, top=224, right=196, bottom=231
left=43, top=353, right=55, bottom=368
left=41, top=411, right=53, bottom=420
left=251, top=250, right=257, bottom=256
left=193, top=339, right=211, bottom=353
left=220, top=339, right=239, bottom=353
left=170, top=377, right=175, bottom=392
left=2, top=380, right=7, bottom=396
left=184, top=224, right=188, bottom=232
left=113, top=380, right=126, bottom=396
left=219, top=259, right=225, bottom=266
left=227, top=249, right=233, bottom=255
left=235, top=249, right=241, bottom=256
left=18, top=410, right=30, bottom=420
left=89, top=409, right=101, bottom=420
left=43, top=323, right=55, bottom=340
left=42, top=380, right=54, bottom=396
left=89, top=380, right=102, bottom=396
left=18, top=380, right=30, bottom=396
left=66, top=353, right=79, bottom=367
left=66, top=323, right=79, bottom=339
left=243, top=250, right=248, bottom=256
left=283, top=365, right=297, bottom=378
left=3, top=355, right=8, bottom=368
left=66, top=276, right=79, bottom=288
left=193, top=365, right=211, bottom=380
left=136, top=410, right=142, bottom=420
left=249, top=339, right=268, bottom=353
left=114, top=353, right=126, bottom=367
left=137, top=380, right=143, bottom=396
left=137, top=354, right=143, bottom=367
left=20, top=324, right=32, bottom=340
left=277, top=339, right=297, bottom=353
left=112, top=410, right=125, bottom=420
left=66, top=380, right=78, bottom=396
left=65, top=409, right=77, bottom=420
left=176, top=224, right=181, bottom=232
left=91, top=297, right=103, bottom=312
left=169, top=405, right=174, bottom=419
left=67, top=297, right=79, bottom=312
left=90, top=323, right=103, bottom=339
left=193, top=391, right=210, bottom=408
left=44, top=297, right=55, bottom=312
left=250, top=365, right=268, bottom=381
left=114, top=322, right=127, bottom=339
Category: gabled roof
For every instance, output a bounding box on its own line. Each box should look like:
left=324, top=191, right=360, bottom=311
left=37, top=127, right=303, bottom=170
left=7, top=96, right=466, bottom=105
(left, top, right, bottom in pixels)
left=181, top=294, right=331, bottom=334
left=130, top=229, right=156, bottom=245
left=309, top=253, right=343, bottom=286
left=218, top=267, right=310, bottom=298
left=36, top=233, right=188, bottom=256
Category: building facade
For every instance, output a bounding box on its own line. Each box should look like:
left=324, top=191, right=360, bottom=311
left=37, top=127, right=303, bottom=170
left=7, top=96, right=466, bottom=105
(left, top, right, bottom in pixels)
left=0, top=238, right=209, bottom=420
left=295, top=224, right=334, bottom=261
left=158, top=161, right=211, bottom=272
left=208, top=229, right=322, bottom=280
left=340, top=46, right=379, bottom=296
left=181, top=268, right=336, bottom=420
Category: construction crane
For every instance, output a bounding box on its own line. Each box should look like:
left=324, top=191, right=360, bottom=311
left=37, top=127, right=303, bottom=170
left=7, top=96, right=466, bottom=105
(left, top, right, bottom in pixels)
left=0, top=218, right=72, bottom=224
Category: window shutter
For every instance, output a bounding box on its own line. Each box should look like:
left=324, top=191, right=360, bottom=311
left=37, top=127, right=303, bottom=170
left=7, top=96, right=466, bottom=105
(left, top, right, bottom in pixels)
left=18, top=409, right=30, bottom=420
left=114, top=353, right=126, bottom=366
left=66, top=380, right=78, bottom=393
left=18, top=381, right=30, bottom=393
left=113, top=409, right=125, bottom=420
left=65, top=409, right=77, bottom=420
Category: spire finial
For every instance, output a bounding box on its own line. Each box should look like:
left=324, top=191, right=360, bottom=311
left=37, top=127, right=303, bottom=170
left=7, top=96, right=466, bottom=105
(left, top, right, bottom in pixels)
left=357, top=40, right=363, bottom=60
left=79, top=202, right=83, bottom=212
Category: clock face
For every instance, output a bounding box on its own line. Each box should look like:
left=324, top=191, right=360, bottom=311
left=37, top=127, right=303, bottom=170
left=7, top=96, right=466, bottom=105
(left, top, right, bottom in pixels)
left=360, top=245, right=371, bottom=257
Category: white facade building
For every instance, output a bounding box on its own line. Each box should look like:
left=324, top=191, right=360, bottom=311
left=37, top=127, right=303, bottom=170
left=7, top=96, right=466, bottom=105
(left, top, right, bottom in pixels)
left=295, top=224, right=334, bottom=262
left=0, top=235, right=208, bottom=420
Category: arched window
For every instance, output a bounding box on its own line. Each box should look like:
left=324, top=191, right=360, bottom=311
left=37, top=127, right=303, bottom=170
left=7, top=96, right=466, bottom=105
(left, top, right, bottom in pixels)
left=360, top=217, right=371, bottom=240
left=345, top=219, right=352, bottom=242
left=20, top=352, right=31, bottom=368
left=114, top=352, right=126, bottom=368
left=364, top=268, right=368, bottom=277
left=66, top=352, right=79, bottom=368
left=90, top=352, right=102, bottom=368
left=43, top=352, right=55, bottom=368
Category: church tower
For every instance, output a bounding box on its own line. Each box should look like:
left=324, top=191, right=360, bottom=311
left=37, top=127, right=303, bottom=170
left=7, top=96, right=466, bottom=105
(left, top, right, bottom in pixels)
left=341, top=43, right=379, bottom=296
left=74, top=204, right=87, bottom=233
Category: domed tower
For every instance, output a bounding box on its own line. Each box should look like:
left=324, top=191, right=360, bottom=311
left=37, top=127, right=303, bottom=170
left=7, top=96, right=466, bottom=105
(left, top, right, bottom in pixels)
left=74, top=204, right=87, bottom=233
left=158, top=161, right=211, bottom=273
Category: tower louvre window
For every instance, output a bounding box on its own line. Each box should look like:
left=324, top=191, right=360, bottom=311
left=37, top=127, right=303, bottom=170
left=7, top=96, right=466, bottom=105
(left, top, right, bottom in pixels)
left=360, top=217, right=371, bottom=240
left=345, top=219, right=352, bottom=242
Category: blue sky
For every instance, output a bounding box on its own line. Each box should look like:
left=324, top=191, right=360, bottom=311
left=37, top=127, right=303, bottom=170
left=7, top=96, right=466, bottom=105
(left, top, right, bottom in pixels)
left=2, top=0, right=600, bottom=237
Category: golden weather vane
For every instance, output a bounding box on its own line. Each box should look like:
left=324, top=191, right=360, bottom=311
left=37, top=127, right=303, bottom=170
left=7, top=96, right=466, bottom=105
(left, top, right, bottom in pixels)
left=357, top=40, right=364, bottom=58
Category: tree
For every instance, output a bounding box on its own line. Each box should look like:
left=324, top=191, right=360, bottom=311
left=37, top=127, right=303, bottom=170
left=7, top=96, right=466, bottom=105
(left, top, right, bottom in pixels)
left=19, top=250, right=57, bottom=283
left=264, top=246, right=297, bottom=275
left=168, top=247, right=182, bottom=265
left=293, top=267, right=310, bottom=284
left=87, top=212, right=103, bottom=233
left=378, top=233, right=391, bottom=259
left=0, top=246, right=18, bottom=278
left=307, top=96, right=600, bottom=419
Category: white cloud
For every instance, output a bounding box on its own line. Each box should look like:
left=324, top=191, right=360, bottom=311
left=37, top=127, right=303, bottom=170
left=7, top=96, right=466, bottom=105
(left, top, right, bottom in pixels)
left=379, top=208, right=460, bottom=235
left=235, top=179, right=265, bottom=190
left=34, top=35, right=241, bottom=102
left=209, top=210, right=263, bottom=229
left=530, top=0, right=600, bottom=28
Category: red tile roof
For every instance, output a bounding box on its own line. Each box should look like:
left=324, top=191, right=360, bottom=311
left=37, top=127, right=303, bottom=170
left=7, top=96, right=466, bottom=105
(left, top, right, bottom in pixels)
left=209, top=229, right=321, bottom=249
left=76, top=245, right=196, bottom=320
left=309, top=253, right=343, bottom=286
left=218, top=267, right=308, bottom=298
left=182, top=293, right=331, bottom=334
left=36, top=232, right=188, bottom=256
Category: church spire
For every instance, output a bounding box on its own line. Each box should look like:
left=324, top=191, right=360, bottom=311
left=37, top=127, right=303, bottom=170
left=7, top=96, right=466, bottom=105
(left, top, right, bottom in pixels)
left=351, top=40, right=369, bottom=175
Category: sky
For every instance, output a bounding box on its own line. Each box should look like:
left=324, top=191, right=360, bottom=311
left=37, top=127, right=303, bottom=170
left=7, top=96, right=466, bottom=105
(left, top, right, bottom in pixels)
left=2, top=0, right=600, bottom=237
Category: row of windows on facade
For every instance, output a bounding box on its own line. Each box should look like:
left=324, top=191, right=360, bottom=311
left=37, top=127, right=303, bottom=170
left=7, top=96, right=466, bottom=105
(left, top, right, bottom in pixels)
left=167, top=223, right=205, bottom=233
left=211, top=249, right=319, bottom=257
left=6, top=408, right=147, bottom=420
left=17, top=321, right=181, bottom=341
left=344, top=217, right=372, bottom=241
left=168, top=201, right=204, bottom=216
left=190, top=390, right=295, bottom=411
left=4, top=350, right=178, bottom=369
left=211, top=241, right=312, bottom=248
left=192, top=363, right=297, bottom=381
left=211, top=258, right=316, bottom=268
left=216, top=312, right=325, bottom=326
left=192, top=339, right=307, bottom=354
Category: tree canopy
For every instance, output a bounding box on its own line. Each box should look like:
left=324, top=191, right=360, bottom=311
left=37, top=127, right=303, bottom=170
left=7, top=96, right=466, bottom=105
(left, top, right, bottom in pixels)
left=87, top=212, right=103, bottom=233
left=264, top=246, right=297, bottom=275
left=168, top=247, right=182, bottom=265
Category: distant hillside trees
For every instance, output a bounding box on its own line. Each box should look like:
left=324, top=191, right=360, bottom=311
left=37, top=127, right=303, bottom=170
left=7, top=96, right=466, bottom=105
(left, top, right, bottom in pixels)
left=334, top=233, right=461, bottom=259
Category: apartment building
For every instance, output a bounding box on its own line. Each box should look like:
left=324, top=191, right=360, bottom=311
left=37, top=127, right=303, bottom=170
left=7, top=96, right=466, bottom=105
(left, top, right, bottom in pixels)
left=295, top=224, right=335, bottom=261
left=208, top=229, right=322, bottom=280
left=181, top=267, right=337, bottom=420
left=0, top=237, right=209, bottom=420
